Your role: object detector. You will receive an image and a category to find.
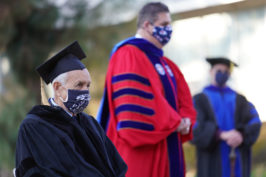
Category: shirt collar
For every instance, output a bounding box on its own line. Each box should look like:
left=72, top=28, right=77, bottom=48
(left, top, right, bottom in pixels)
left=48, top=98, right=74, bottom=118
left=135, top=33, right=142, bottom=38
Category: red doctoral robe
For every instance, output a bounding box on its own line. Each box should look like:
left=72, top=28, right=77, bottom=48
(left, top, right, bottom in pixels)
left=99, top=38, right=196, bottom=177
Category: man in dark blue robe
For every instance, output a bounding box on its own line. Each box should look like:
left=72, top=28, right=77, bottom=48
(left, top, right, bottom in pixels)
left=15, top=41, right=127, bottom=177
left=192, top=57, right=261, bottom=177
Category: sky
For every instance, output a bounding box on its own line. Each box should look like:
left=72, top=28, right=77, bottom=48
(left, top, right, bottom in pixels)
left=51, top=0, right=245, bottom=27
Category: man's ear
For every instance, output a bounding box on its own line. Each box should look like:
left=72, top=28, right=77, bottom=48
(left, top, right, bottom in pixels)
left=52, top=82, right=62, bottom=97
left=142, top=20, right=151, bottom=30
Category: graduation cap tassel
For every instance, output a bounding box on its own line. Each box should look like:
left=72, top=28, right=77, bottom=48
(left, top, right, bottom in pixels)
left=40, top=78, right=50, bottom=105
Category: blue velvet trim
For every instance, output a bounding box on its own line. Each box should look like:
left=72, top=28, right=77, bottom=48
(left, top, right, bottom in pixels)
left=97, top=88, right=110, bottom=131
left=112, top=73, right=151, bottom=86
left=203, top=86, right=236, bottom=131
left=205, top=85, right=234, bottom=93
left=117, top=120, right=154, bottom=131
left=115, top=104, right=154, bottom=116
left=249, top=102, right=257, bottom=115
left=167, top=133, right=184, bottom=177
left=248, top=116, right=261, bottom=125
left=110, top=37, right=163, bottom=58
left=110, top=37, right=136, bottom=57
left=219, top=142, right=230, bottom=177
left=112, top=88, right=154, bottom=100
left=161, top=59, right=177, bottom=91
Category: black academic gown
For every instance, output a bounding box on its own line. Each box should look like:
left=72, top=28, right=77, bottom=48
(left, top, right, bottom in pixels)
left=15, top=105, right=127, bottom=177
left=192, top=86, right=261, bottom=177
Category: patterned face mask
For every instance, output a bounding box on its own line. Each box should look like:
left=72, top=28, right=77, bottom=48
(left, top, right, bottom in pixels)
left=152, top=25, right=173, bottom=46
left=61, top=89, right=91, bottom=114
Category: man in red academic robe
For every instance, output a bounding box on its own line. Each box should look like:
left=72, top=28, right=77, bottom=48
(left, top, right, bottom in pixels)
left=97, top=2, right=196, bottom=177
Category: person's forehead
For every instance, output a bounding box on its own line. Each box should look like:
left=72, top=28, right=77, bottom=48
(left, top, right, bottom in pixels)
left=212, top=64, right=230, bottom=70
left=155, top=12, right=171, bottom=23
left=67, top=69, right=91, bottom=81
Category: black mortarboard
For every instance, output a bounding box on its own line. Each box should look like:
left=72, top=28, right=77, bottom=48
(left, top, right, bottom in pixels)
left=36, top=41, right=86, bottom=84
left=206, top=57, right=238, bottom=68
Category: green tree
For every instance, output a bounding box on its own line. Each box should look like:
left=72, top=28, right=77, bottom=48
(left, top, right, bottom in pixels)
left=1, top=0, right=88, bottom=94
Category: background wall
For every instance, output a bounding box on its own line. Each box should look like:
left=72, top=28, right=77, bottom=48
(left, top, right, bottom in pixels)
left=165, top=6, right=266, bottom=122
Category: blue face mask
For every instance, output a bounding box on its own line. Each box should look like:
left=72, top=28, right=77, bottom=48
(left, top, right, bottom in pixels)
left=152, top=25, right=172, bottom=46
left=215, top=70, right=229, bottom=87
left=61, top=89, right=91, bottom=114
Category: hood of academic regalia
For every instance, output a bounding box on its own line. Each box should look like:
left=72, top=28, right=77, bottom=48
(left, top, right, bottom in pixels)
left=27, top=105, right=75, bottom=123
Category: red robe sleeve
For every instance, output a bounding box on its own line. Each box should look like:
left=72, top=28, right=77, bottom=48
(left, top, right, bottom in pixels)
left=106, top=45, right=183, bottom=148
left=164, top=57, right=197, bottom=142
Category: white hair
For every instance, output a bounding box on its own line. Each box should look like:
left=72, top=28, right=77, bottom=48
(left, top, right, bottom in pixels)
left=51, top=72, right=68, bottom=97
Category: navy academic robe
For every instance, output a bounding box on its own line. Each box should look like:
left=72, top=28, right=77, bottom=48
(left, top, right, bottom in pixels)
left=192, top=85, right=261, bottom=177
left=15, top=105, right=127, bottom=177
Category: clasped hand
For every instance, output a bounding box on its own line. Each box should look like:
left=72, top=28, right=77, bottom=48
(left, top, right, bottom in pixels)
left=176, top=118, right=191, bottom=135
left=220, top=129, right=243, bottom=148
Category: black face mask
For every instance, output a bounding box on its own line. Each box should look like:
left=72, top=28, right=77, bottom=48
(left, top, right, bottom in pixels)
left=215, top=70, right=229, bottom=87
left=61, top=89, right=91, bottom=114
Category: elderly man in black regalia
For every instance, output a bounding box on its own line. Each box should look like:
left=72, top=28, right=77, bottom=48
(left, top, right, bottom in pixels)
left=14, top=41, right=127, bottom=177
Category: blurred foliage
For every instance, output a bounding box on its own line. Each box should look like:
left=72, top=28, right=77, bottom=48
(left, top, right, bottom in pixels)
left=252, top=122, right=266, bottom=165
left=0, top=94, right=35, bottom=169
left=0, top=0, right=88, bottom=93
left=0, top=74, right=36, bottom=175
left=0, top=0, right=139, bottom=98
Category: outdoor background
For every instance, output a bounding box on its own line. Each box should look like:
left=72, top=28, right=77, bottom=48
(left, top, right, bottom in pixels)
left=0, top=0, right=265, bottom=177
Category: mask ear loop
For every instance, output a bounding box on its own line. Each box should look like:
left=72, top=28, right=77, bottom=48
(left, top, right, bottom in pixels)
left=88, top=93, right=92, bottom=101
left=59, top=89, right=68, bottom=103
